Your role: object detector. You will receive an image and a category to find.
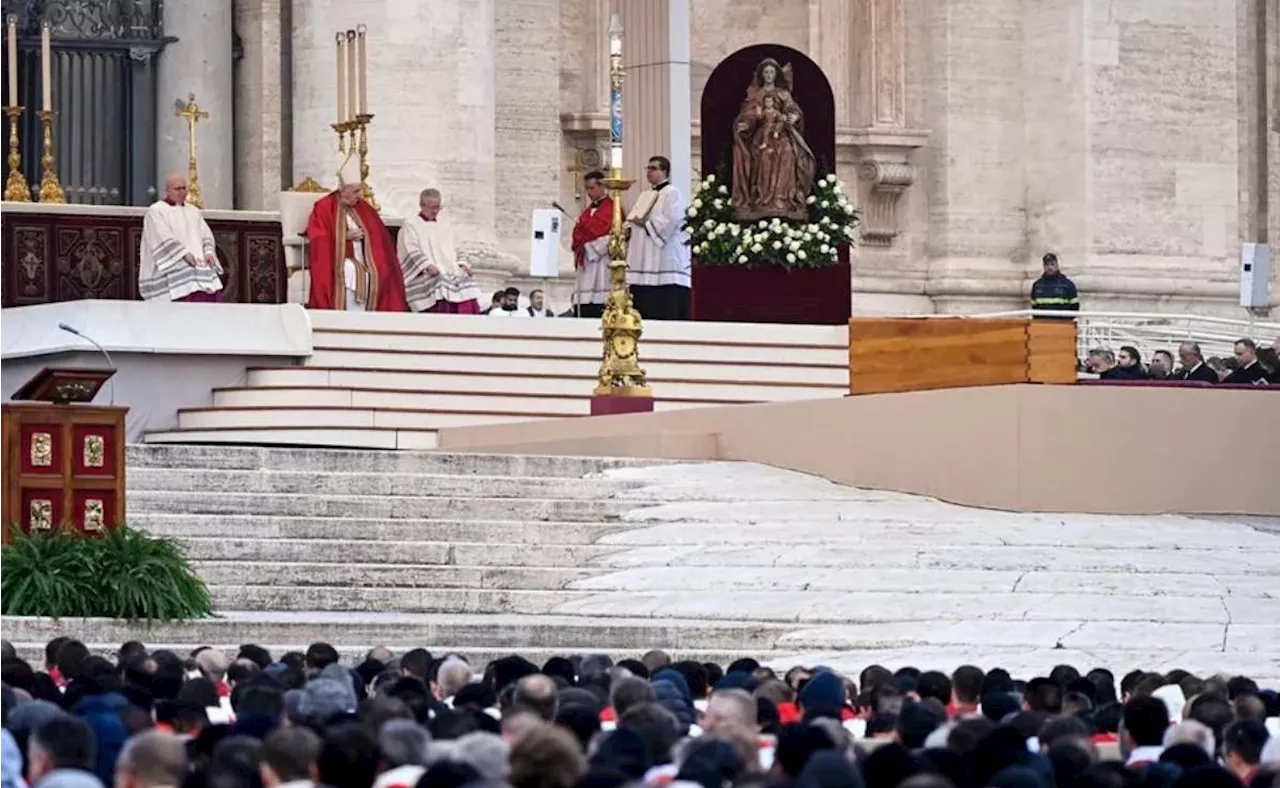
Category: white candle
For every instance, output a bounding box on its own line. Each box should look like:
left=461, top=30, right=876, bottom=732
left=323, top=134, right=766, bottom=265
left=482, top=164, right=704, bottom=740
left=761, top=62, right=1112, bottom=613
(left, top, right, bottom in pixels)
left=7, top=16, right=18, bottom=108
left=356, top=25, right=367, bottom=116
left=610, top=144, right=623, bottom=171
left=335, top=32, right=345, bottom=124
left=345, top=30, right=356, bottom=122
left=40, top=22, right=50, bottom=111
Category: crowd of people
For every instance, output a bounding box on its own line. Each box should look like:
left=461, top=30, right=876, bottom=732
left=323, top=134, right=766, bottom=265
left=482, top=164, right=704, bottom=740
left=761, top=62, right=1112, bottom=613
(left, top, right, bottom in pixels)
left=3, top=637, right=1278, bottom=788
left=1080, top=338, right=1278, bottom=385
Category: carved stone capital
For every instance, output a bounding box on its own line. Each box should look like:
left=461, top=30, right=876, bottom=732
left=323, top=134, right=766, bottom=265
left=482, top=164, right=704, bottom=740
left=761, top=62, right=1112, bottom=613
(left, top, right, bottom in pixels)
left=848, top=127, right=929, bottom=247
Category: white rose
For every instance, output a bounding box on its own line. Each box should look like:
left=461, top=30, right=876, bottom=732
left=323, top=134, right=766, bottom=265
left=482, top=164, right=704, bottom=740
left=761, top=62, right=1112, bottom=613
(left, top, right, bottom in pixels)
left=687, top=207, right=697, bottom=217
left=757, top=220, right=767, bottom=229
left=713, top=199, right=724, bottom=210
left=729, top=224, right=740, bottom=235
left=771, top=240, right=782, bottom=250
left=706, top=174, right=716, bottom=183
left=797, top=250, right=806, bottom=260
left=703, top=219, right=714, bottom=229
left=844, top=204, right=855, bottom=214
left=693, top=199, right=702, bottom=209
left=719, top=185, right=728, bottom=195
left=751, top=243, right=762, bottom=253
left=820, top=244, right=830, bottom=254
left=738, top=254, right=747, bottom=263
left=789, top=241, right=800, bottom=252
left=787, top=253, right=796, bottom=263
left=820, top=216, right=831, bottom=224
left=820, top=200, right=830, bottom=208
left=806, top=195, right=816, bottom=205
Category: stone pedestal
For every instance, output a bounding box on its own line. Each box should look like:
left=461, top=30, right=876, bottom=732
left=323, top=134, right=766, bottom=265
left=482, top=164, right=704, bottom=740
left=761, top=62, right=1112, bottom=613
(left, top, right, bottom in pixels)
left=157, top=0, right=234, bottom=208
left=619, top=0, right=692, bottom=203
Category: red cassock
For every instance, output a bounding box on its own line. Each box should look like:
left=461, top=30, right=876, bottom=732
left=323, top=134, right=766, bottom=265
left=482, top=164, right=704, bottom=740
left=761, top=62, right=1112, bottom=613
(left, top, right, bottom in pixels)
left=571, top=196, right=615, bottom=267
left=305, top=192, right=409, bottom=311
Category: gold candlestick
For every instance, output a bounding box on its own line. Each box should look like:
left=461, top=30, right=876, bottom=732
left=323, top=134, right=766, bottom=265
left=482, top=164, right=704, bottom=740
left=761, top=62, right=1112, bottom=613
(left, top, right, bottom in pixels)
left=3, top=105, right=31, bottom=201
left=331, top=120, right=354, bottom=155
left=175, top=93, right=209, bottom=208
left=355, top=112, right=377, bottom=210
left=35, top=109, right=63, bottom=203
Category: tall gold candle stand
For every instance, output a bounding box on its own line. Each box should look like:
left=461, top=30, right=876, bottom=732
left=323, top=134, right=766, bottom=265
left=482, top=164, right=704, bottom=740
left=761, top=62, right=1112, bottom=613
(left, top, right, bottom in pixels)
left=354, top=113, right=377, bottom=210
left=3, top=105, right=31, bottom=201
left=35, top=109, right=63, bottom=203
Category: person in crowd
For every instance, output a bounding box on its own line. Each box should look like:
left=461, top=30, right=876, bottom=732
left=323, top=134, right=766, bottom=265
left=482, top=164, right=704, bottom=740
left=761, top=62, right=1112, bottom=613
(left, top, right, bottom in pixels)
left=396, top=188, right=483, bottom=314
left=1221, top=719, right=1269, bottom=784
left=258, top=727, right=321, bottom=788
left=26, top=715, right=100, bottom=788
left=1029, top=252, right=1080, bottom=313
left=481, top=290, right=504, bottom=315
left=112, top=731, right=185, bottom=788
left=1223, top=338, right=1272, bottom=385
left=1148, top=349, right=1174, bottom=379
left=1085, top=348, right=1115, bottom=376
left=1122, top=695, right=1170, bottom=769
left=1174, top=341, right=1219, bottom=383
left=526, top=289, right=555, bottom=318
left=138, top=174, right=222, bottom=303
left=1103, top=345, right=1148, bottom=380
left=488, top=287, right=523, bottom=317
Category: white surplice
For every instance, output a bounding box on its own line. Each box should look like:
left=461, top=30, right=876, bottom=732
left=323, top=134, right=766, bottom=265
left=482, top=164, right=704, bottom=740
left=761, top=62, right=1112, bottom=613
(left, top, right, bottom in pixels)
left=625, top=182, right=691, bottom=288
left=396, top=215, right=483, bottom=312
left=138, top=200, right=223, bottom=301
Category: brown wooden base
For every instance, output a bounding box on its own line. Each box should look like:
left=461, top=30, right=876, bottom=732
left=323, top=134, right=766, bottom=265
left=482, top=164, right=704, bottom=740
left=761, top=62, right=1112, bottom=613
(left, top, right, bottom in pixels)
left=590, top=395, right=656, bottom=416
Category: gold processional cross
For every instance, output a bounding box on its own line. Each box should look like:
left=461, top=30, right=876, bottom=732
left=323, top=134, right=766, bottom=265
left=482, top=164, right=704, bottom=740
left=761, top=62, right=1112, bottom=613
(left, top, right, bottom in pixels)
left=176, top=93, right=209, bottom=208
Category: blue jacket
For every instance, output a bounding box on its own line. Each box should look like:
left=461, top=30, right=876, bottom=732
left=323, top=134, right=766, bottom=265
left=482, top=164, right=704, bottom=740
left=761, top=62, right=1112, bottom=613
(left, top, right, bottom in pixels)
left=71, top=692, right=130, bottom=786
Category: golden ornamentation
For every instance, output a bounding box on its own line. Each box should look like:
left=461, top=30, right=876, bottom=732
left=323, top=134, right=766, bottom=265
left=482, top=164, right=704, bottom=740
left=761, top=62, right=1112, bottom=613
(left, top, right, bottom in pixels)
left=3, top=105, right=31, bottom=201
left=51, top=380, right=94, bottom=403
left=176, top=93, right=209, bottom=208
left=84, top=499, right=104, bottom=531
left=83, top=435, right=105, bottom=468
left=29, top=499, right=52, bottom=530
left=36, top=110, right=64, bottom=204
left=355, top=112, right=378, bottom=210
left=30, top=432, right=53, bottom=467
left=294, top=175, right=328, bottom=193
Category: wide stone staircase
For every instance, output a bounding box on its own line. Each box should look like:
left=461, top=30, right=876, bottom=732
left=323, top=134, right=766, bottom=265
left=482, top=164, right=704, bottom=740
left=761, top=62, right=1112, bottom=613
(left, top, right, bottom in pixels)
left=5, top=443, right=1279, bottom=681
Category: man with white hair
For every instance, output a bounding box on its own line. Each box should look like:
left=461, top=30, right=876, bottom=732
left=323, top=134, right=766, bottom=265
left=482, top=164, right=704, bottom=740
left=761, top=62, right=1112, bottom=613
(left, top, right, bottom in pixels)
left=396, top=188, right=482, bottom=314
left=138, top=174, right=222, bottom=302
left=113, top=731, right=186, bottom=788
left=435, top=659, right=473, bottom=705
left=304, top=151, right=408, bottom=311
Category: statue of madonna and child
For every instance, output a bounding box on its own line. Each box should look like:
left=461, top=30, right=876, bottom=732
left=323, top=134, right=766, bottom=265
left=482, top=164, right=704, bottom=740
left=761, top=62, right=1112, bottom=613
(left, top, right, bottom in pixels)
left=730, top=58, right=818, bottom=222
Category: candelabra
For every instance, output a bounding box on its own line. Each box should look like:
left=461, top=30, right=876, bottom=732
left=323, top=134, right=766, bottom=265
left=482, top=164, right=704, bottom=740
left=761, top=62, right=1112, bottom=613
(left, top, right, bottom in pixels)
left=331, top=119, right=355, bottom=155
left=591, top=13, right=652, bottom=407
left=3, top=106, right=30, bottom=201
left=35, top=109, right=63, bottom=204
left=355, top=113, right=378, bottom=210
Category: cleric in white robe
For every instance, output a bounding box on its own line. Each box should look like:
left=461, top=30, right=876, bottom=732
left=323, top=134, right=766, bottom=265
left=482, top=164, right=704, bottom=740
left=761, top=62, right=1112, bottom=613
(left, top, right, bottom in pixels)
left=396, top=188, right=483, bottom=314
left=138, top=174, right=223, bottom=302
left=626, top=155, right=691, bottom=320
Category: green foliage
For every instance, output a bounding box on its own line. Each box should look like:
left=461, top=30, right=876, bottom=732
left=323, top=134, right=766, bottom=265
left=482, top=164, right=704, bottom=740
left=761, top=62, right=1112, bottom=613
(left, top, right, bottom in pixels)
left=2, top=525, right=212, bottom=621
left=682, top=173, right=859, bottom=269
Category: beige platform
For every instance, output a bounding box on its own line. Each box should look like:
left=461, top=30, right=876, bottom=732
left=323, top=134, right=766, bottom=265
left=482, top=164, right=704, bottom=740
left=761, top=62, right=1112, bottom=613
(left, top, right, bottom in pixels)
left=437, top=384, right=1280, bottom=517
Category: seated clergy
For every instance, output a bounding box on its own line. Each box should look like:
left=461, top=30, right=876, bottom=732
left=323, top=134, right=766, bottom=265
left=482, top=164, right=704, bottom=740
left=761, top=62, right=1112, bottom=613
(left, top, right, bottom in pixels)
left=304, top=152, right=408, bottom=311
left=396, top=188, right=482, bottom=313
left=138, top=174, right=223, bottom=302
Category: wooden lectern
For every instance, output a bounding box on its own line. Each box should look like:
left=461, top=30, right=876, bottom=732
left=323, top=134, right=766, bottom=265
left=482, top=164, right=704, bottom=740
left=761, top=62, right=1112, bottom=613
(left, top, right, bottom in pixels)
left=2, top=368, right=127, bottom=542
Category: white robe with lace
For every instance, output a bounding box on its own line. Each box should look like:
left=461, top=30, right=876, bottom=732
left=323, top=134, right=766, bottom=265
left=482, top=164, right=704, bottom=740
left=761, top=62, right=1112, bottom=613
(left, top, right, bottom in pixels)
left=138, top=201, right=222, bottom=301
left=625, top=183, right=691, bottom=288
left=396, top=216, right=482, bottom=312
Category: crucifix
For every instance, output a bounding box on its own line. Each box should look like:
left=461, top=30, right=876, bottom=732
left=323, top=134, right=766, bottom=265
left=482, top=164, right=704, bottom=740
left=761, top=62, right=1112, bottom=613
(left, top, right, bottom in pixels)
left=175, top=93, right=209, bottom=208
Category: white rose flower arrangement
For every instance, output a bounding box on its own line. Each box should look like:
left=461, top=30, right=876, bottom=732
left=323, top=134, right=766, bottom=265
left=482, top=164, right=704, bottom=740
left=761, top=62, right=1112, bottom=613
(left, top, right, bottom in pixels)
left=682, top=172, right=859, bottom=269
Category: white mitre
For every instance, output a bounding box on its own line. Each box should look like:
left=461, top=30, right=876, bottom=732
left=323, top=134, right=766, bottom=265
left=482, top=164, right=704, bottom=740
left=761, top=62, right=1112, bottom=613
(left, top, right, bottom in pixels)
left=337, top=150, right=360, bottom=187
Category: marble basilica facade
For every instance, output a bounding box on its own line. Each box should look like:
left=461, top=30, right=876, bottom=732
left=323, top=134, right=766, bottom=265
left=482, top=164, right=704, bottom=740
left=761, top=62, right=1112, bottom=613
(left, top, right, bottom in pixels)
left=194, top=0, right=1279, bottom=316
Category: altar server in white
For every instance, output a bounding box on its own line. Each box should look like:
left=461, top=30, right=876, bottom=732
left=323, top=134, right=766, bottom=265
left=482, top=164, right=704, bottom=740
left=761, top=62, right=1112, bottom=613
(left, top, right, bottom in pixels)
left=396, top=188, right=483, bottom=314
left=138, top=174, right=223, bottom=302
left=625, top=155, right=691, bottom=320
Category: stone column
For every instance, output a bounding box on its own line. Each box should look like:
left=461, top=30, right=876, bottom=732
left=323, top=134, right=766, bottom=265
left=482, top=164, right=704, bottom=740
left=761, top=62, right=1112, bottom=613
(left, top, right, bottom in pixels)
left=845, top=0, right=930, bottom=313
left=619, top=0, right=693, bottom=201
left=494, top=0, right=563, bottom=271
left=290, top=0, right=505, bottom=275
left=156, top=0, right=235, bottom=208
left=233, top=0, right=284, bottom=210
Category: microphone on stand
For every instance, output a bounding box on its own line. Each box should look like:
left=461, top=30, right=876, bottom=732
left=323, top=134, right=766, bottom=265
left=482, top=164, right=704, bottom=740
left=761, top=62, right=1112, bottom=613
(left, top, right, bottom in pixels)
left=550, top=201, right=577, bottom=225
left=58, top=323, right=115, bottom=406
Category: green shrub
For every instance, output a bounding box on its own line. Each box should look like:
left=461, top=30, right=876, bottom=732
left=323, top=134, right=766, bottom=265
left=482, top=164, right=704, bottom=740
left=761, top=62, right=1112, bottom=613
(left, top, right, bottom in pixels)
left=2, top=525, right=212, bottom=621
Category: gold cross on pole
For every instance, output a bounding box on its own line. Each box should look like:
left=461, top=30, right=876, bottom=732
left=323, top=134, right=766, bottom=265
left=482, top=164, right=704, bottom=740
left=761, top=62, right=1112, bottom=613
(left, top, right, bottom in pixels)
left=176, top=93, right=209, bottom=207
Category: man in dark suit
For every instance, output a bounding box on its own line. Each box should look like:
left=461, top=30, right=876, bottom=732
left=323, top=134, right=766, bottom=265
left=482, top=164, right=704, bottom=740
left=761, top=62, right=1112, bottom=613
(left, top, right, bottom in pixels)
left=1222, top=338, right=1271, bottom=385
left=1173, top=341, right=1219, bottom=383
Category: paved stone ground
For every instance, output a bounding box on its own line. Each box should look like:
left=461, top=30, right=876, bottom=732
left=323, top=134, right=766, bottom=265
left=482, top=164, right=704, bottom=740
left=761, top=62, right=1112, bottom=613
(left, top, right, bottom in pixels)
left=587, top=463, right=1280, bottom=684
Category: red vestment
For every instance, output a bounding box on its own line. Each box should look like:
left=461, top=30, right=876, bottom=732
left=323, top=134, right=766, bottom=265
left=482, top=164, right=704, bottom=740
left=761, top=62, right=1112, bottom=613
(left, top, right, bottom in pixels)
left=305, top=192, right=409, bottom=311
left=571, top=197, right=615, bottom=268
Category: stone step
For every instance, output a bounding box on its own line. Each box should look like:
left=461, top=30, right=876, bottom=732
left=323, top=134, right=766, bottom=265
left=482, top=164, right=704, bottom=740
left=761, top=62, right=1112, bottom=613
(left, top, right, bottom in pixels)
left=177, top=537, right=623, bottom=566
left=127, top=491, right=633, bottom=522
left=193, top=561, right=597, bottom=589
left=0, top=612, right=791, bottom=654
left=128, top=467, right=640, bottom=500
left=126, top=444, right=664, bottom=477
left=133, top=514, right=631, bottom=544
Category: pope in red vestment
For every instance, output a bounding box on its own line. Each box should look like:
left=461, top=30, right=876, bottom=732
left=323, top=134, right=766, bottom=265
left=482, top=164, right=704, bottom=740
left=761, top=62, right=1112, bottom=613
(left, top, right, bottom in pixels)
left=305, top=154, right=408, bottom=312
left=571, top=172, right=615, bottom=319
